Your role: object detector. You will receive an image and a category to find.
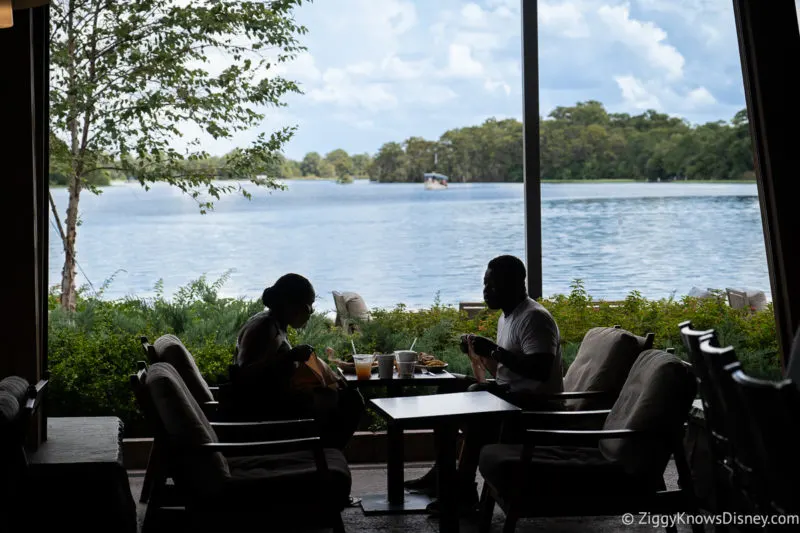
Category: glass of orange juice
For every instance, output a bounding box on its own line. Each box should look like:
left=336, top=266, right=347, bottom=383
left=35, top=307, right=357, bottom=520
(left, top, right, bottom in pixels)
left=353, top=354, right=374, bottom=380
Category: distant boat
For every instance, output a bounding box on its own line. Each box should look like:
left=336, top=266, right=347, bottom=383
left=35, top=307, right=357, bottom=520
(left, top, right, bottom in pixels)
left=424, top=172, right=448, bottom=190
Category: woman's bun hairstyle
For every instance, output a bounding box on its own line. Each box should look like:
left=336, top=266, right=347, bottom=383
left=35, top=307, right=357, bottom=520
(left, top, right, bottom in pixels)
left=261, top=286, right=276, bottom=308
left=262, top=273, right=314, bottom=310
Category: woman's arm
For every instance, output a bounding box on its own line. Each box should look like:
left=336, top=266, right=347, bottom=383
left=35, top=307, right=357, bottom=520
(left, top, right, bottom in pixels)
left=236, top=326, right=297, bottom=386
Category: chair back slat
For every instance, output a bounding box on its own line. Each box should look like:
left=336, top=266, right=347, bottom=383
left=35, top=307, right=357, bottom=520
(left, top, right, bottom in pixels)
left=697, top=337, right=756, bottom=472
left=731, top=368, right=800, bottom=514
left=679, top=321, right=730, bottom=459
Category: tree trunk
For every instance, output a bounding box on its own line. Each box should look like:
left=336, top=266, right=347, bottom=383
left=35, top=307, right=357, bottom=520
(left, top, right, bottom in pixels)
left=59, top=0, right=81, bottom=311
left=59, top=176, right=81, bottom=311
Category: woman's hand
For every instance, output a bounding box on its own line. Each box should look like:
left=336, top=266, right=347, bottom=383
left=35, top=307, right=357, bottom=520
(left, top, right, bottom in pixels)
left=289, top=344, right=315, bottom=363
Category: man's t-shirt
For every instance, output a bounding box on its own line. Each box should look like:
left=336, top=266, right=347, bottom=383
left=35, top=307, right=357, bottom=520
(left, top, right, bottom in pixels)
left=495, top=297, right=563, bottom=394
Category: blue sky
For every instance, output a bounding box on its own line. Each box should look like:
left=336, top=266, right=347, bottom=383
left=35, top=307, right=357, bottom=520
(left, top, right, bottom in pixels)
left=202, top=0, right=800, bottom=160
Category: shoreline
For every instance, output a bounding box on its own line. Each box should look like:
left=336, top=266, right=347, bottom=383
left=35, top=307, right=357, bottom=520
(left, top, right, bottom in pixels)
left=50, top=177, right=758, bottom=188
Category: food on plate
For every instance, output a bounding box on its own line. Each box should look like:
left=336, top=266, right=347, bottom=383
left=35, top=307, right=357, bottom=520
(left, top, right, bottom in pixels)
left=425, top=359, right=447, bottom=367
left=417, top=352, right=435, bottom=363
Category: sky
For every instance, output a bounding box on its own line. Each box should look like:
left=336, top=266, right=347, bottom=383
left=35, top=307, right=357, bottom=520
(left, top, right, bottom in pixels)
left=198, top=0, right=800, bottom=160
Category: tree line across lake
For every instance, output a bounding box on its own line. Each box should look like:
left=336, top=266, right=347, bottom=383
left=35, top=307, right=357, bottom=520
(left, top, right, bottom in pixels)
left=50, top=100, right=754, bottom=186
left=277, top=100, right=754, bottom=183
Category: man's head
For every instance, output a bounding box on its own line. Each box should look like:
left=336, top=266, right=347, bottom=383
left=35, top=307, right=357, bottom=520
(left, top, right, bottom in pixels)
left=483, top=255, right=527, bottom=309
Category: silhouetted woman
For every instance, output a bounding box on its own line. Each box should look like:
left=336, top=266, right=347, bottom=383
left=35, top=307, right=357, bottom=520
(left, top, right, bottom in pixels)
left=231, top=273, right=364, bottom=450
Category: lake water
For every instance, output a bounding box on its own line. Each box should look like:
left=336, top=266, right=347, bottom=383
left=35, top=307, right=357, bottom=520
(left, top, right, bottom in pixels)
left=48, top=180, right=770, bottom=310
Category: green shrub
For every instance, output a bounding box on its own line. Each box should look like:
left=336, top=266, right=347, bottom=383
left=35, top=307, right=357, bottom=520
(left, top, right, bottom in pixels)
left=46, top=275, right=780, bottom=436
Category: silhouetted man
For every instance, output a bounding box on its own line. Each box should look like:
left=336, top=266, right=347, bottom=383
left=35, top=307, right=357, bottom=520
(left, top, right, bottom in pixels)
left=409, top=255, right=563, bottom=514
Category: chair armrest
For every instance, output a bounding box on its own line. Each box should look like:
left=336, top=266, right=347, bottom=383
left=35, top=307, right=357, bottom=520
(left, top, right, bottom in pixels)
left=197, top=436, right=323, bottom=458
left=25, top=378, right=48, bottom=412
left=200, top=401, right=219, bottom=418
left=522, top=409, right=611, bottom=418
left=520, top=409, right=611, bottom=429
left=531, top=390, right=614, bottom=400
left=524, top=428, right=656, bottom=447
left=210, top=419, right=318, bottom=442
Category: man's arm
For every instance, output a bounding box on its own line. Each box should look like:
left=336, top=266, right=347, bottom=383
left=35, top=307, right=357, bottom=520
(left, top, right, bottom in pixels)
left=490, top=347, right=553, bottom=381
left=489, top=313, right=559, bottom=381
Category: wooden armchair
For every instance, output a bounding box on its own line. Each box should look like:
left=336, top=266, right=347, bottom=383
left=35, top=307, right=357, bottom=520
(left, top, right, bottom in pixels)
left=478, top=349, right=702, bottom=533
left=0, top=374, right=48, bottom=527
left=679, top=321, right=735, bottom=519
left=139, top=334, right=229, bottom=504
left=131, top=362, right=350, bottom=533
left=729, top=362, right=800, bottom=519
left=694, top=331, right=767, bottom=521
left=697, top=335, right=791, bottom=525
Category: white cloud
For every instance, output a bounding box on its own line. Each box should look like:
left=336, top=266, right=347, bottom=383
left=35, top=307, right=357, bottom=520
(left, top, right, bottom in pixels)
left=444, top=44, right=484, bottom=78
left=165, top=0, right=750, bottom=159
left=686, top=87, right=717, bottom=108
left=598, top=4, right=685, bottom=80
left=614, top=75, right=718, bottom=115
left=307, top=69, right=398, bottom=112
left=404, top=84, right=459, bottom=105
left=274, top=52, right=322, bottom=85
left=344, top=62, right=375, bottom=76
left=379, top=56, right=430, bottom=81
left=614, top=75, right=661, bottom=109
left=539, top=1, right=591, bottom=38
left=484, top=78, right=512, bottom=96
left=461, top=3, right=489, bottom=28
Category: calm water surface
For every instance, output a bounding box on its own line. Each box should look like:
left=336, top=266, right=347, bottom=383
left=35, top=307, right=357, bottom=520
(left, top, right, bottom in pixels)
left=48, top=180, right=769, bottom=310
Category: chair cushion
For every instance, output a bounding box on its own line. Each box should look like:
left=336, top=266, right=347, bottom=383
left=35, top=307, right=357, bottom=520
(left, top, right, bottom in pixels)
left=147, top=363, right=229, bottom=493
left=0, top=391, right=20, bottom=425
left=563, top=327, right=647, bottom=409
left=599, top=349, right=696, bottom=477
left=0, top=376, right=29, bottom=407
left=213, top=449, right=352, bottom=510
left=153, top=335, right=214, bottom=404
left=479, top=444, right=652, bottom=513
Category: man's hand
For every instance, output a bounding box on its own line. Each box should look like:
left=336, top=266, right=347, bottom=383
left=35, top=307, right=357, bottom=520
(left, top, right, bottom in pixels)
left=468, top=335, right=498, bottom=359
left=289, top=344, right=314, bottom=363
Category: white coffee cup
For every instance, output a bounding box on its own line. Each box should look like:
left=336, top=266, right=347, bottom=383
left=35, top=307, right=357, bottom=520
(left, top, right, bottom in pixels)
left=377, top=354, right=396, bottom=379
left=394, top=350, right=417, bottom=363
